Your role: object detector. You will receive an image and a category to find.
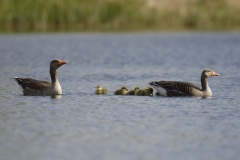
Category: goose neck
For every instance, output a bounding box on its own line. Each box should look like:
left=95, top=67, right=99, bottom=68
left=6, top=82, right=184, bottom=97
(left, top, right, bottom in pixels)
left=201, top=75, right=208, bottom=91
left=50, top=69, right=58, bottom=85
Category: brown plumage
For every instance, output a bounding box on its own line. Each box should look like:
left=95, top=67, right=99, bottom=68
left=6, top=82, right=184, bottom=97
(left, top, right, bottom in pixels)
left=149, top=69, right=219, bottom=97
left=15, top=78, right=51, bottom=90
left=15, top=59, right=67, bottom=96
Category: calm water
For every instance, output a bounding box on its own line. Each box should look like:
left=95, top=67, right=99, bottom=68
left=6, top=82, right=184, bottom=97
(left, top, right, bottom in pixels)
left=0, top=33, right=240, bottom=160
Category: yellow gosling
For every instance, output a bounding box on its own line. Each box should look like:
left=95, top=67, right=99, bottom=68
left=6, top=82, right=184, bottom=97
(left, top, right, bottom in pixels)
left=126, top=86, right=140, bottom=95
left=95, top=85, right=108, bottom=94
left=135, top=86, right=153, bottom=96
left=114, top=86, right=128, bottom=95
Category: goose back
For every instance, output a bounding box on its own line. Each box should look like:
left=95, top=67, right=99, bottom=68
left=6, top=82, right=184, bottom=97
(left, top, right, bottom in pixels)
left=150, top=81, right=202, bottom=96
left=15, top=78, right=51, bottom=90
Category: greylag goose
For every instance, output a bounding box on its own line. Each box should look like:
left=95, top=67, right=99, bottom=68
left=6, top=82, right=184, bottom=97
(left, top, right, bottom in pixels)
left=135, top=86, right=153, bottom=96
left=114, top=86, right=128, bottom=95
left=95, top=85, right=108, bottom=94
left=15, top=59, right=68, bottom=96
left=149, top=69, right=219, bottom=97
left=126, top=86, right=140, bottom=95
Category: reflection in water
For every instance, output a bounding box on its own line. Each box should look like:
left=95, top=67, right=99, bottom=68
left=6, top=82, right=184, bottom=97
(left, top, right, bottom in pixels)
left=201, top=96, right=212, bottom=99
left=50, top=95, right=62, bottom=99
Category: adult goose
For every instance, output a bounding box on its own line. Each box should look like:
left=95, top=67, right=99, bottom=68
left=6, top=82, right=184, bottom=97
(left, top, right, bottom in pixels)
left=149, top=69, right=219, bottom=97
left=15, top=59, right=68, bottom=96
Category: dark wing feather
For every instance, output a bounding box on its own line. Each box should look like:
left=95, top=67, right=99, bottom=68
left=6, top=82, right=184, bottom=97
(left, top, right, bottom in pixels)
left=15, top=78, right=51, bottom=90
left=23, top=87, right=43, bottom=96
left=155, top=81, right=202, bottom=96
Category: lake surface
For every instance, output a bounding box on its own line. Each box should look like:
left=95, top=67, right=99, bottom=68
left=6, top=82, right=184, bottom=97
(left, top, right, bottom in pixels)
left=0, top=32, right=240, bottom=160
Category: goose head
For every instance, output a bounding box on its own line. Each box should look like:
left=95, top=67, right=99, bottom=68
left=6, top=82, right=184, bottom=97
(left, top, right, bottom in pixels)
left=96, top=85, right=103, bottom=91
left=145, top=86, right=153, bottom=91
left=134, top=86, right=140, bottom=91
left=50, top=60, right=68, bottom=71
left=147, top=87, right=153, bottom=93
left=146, top=87, right=153, bottom=94
left=202, top=69, right=219, bottom=78
left=121, top=86, right=128, bottom=91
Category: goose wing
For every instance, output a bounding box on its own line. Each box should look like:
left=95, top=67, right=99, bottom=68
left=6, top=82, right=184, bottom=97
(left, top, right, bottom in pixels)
left=155, top=81, right=202, bottom=96
left=23, top=87, right=43, bottom=96
left=15, top=78, right=51, bottom=91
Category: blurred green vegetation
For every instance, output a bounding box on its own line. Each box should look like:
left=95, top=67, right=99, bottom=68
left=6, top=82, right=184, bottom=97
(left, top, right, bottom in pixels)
left=0, top=0, right=240, bottom=32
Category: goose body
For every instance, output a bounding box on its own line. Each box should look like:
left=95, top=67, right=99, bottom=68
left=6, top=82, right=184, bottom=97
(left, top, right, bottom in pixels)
left=15, top=60, right=67, bottom=96
left=95, top=85, right=108, bottom=94
left=114, top=86, right=128, bottom=95
left=126, top=86, right=140, bottom=95
left=149, top=69, right=219, bottom=97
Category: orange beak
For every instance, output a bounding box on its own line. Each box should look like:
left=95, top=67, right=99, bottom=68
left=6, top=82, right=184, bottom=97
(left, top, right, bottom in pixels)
left=59, top=60, right=68, bottom=65
left=212, top=72, right=219, bottom=76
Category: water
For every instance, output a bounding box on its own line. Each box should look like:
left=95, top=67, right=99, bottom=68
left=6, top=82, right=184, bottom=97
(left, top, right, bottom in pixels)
left=0, top=32, right=240, bottom=160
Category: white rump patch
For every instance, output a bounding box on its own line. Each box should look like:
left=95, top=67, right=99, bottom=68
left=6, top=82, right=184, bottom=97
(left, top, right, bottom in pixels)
left=154, top=86, right=167, bottom=96
left=149, top=82, right=167, bottom=96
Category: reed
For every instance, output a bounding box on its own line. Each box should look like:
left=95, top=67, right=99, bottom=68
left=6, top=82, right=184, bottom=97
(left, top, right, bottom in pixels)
left=0, top=0, right=239, bottom=32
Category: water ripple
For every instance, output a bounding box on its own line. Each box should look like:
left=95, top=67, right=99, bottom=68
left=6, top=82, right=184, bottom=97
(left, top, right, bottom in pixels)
left=0, top=33, right=240, bottom=160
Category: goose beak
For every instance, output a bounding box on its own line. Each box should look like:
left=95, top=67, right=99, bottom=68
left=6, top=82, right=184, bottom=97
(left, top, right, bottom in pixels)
left=212, top=72, right=219, bottom=76
left=59, top=60, right=68, bottom=65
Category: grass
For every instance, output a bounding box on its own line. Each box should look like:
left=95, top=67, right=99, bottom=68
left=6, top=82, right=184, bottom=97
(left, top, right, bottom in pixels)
left=0, top=0, right=240, bottom=32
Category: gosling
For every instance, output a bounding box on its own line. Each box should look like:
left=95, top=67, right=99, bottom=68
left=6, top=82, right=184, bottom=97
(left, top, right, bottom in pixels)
left=135, top=86, right=153, bottom=96
left=95, top=85, right=108, bottom=94
left=114, top=86, right=128, bottom=95
left=126, top=86, right=140, bottom=95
